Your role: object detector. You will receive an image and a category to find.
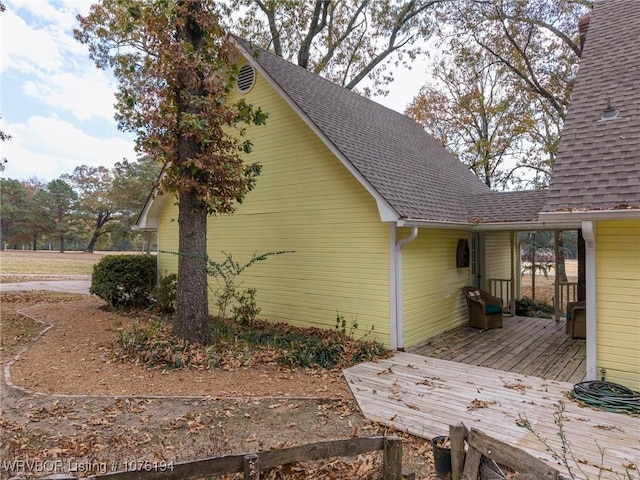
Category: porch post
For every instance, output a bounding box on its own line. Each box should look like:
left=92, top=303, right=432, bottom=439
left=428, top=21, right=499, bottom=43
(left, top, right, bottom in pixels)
left=389, top=224, right=398, bottom=350
left=510, top=232, right=516, bottom=316
left=582, top=221, right=597, bottom=381
left=554, top=230, right=561, bottom=321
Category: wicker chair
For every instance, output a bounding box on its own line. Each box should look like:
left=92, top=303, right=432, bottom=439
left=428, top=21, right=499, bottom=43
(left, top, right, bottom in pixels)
left=566, top=301, right=586, bottom=339
left=461, top=286, right=503, bottom=330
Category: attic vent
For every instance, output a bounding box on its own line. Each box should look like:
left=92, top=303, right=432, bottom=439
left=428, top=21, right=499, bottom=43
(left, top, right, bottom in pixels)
left=600, top=97, right=619, bottom=121
left=237, top=64, right=256, bottom=93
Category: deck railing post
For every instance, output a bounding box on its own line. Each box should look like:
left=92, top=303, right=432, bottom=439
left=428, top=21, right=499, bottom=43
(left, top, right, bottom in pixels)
left=383, top=436, right=402, bottom=480
left=243, top=453, right=260, bottom=480
left=450, top=423, right=467, bottom=480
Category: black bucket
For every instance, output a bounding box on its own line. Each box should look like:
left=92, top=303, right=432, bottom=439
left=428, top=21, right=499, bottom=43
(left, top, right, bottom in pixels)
left=431, top=435, right=452, bottom=480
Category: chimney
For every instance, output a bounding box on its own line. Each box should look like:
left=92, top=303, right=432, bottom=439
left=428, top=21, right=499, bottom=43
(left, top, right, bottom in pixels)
left=578, top=13, right=591, bottom=56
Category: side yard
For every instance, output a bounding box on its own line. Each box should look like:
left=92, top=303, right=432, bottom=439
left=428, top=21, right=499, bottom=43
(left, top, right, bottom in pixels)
left=0, top=251, right=437, bottom=479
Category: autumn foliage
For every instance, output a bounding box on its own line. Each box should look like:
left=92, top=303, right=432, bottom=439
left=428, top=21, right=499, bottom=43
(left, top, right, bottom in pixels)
left=75, top=1, right=268, bottom=343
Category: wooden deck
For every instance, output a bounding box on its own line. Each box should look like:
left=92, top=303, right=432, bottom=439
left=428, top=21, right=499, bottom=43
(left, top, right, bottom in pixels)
left=344, top=352, right=640, bottom=480
left=411, top=315, right=586, bottom=383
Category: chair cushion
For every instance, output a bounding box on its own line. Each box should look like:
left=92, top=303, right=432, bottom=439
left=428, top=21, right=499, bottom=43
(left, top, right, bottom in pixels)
left=469, top=290, right=481, bottom=299
left=485, top=304, right=502, bottom=315
left=567, top=312, right=572, bottom=321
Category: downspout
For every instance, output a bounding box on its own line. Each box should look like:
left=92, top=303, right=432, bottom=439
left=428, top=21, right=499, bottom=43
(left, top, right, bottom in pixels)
left=582, top=221, right=597, bottom=381
left=394, top=227, right=419, bottom=351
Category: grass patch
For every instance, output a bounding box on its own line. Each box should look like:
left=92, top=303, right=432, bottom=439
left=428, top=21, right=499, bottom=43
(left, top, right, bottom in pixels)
left=0, top=251, right=103, bottom=275
left=114, top=316, right=390, bottom=371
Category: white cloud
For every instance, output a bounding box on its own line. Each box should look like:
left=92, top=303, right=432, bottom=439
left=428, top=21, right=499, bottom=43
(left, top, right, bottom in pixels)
left=2, top=0, right=114, bottom=121
left=0, top=0, right=132, bottom=181
left=0, top=116, right=137, bottom=181
left=23, top=69, right=118, bottom=122
left=0, top=8, right=68, bottom=75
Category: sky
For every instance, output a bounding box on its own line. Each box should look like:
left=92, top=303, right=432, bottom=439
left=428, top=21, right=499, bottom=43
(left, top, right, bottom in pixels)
left=0, top=0, right=429, bottom=183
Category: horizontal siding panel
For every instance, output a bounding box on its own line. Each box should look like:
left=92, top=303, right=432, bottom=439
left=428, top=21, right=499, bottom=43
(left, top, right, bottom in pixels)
left=485, top=231, right=513, bottom=289
left=597, top=303, right=640, bottom=315
left=596, top=332, right=639, bottom=351
left=597, top=350, right=640, bottom=367
left=595, top=219, right=640, bottom=390
left=402, top=228, right=469, bottom=347
left=202, top=69, right=391, bottom=345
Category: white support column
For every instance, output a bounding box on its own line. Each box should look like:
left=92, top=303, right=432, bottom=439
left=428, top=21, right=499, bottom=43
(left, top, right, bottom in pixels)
left=582, top=221, right=597, bottom=381
left=389, top=224, right=398, bottom=350
left=510, top=232, right=516, bottom=316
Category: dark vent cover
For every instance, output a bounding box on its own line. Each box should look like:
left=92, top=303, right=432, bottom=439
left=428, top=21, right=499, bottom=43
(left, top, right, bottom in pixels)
left=237, top=64, right=256, bottom=93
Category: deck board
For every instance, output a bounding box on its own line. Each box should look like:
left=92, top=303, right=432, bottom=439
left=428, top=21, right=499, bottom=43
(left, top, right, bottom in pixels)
left=411, top=315, right=586, bottom=382
left=344, top=353, right=640, bottom=480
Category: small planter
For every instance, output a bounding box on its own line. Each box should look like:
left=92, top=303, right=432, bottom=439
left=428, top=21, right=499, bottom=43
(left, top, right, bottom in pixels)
left=431, top=435, right=452, bottom=479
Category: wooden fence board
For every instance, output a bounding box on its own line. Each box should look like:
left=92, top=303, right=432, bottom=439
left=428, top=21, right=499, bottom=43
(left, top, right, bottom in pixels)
left=36, top=436, right=403, bottom=480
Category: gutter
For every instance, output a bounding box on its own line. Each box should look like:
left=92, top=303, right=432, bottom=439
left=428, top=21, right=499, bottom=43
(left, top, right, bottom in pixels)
left=399, top=219, right=583, bottom=231
left=392, top=227, right=419, bottom=351
left=539, top=209, right=640, bottom=221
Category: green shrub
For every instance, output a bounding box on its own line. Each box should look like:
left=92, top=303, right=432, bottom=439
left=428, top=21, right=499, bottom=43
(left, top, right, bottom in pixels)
left=206, top=250, right=292, bottom=321
left=515, top=296, right=555, bottom=318
left=90, top=254, right=157, bottom=309
left=154, top=273, right=177, bottom=313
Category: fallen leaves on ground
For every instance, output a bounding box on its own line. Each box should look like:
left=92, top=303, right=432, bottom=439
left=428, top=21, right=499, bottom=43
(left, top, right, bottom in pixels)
left=1, top=294, right=439, bottom=479
left=503, top=381, right=531, bottom=394
left=467, top=399, right=498, bottom=411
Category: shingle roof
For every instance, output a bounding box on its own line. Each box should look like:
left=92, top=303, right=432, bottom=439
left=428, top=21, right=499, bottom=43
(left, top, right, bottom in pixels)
left=233, top=36, right=494, bottom=223
left=468, top=190, right=549, bottom=223
left=543, top=0, right=640, bottom=212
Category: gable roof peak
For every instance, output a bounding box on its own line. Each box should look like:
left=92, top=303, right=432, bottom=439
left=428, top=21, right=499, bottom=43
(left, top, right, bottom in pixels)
left=232, top=35, right=493, bottom=224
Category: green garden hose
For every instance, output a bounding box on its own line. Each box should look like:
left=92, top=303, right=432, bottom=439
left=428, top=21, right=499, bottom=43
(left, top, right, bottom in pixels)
left=570, top=381, right=640, bottom=415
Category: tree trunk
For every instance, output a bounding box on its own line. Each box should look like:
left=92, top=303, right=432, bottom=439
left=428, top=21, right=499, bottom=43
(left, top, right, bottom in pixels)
left=555, top=230, right=568, bottom=283
left=86, top=231, right=99, bottom=253
left=32, top=233, right=37, bottom=251
left=174, top=189, right=210, bottom=343
left=531, top=259, right=536, bottom=300
left=86, top=212, right=112, bottom=253
left=172, top=0, right=211, bottom=345
left=59, top=233, right=65, bottom=253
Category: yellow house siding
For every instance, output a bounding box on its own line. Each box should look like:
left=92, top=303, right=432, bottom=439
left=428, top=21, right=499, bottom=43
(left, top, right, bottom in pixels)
left=484, top=232, right=512, bottom=284
left=402, top=228, right=469, bottom=347
left=484, top=231, right=514, bottom=304
left=198, top=65, right=392, bottom=343
left=596, top=219, right=640, bottom=390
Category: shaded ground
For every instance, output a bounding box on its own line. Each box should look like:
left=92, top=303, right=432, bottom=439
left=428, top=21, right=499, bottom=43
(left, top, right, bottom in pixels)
left=0, top=290, right=437, bottom=479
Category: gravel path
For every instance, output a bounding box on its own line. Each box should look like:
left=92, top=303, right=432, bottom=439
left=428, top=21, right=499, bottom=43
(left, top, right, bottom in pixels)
left=0, top=278, right=91, bottom=295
